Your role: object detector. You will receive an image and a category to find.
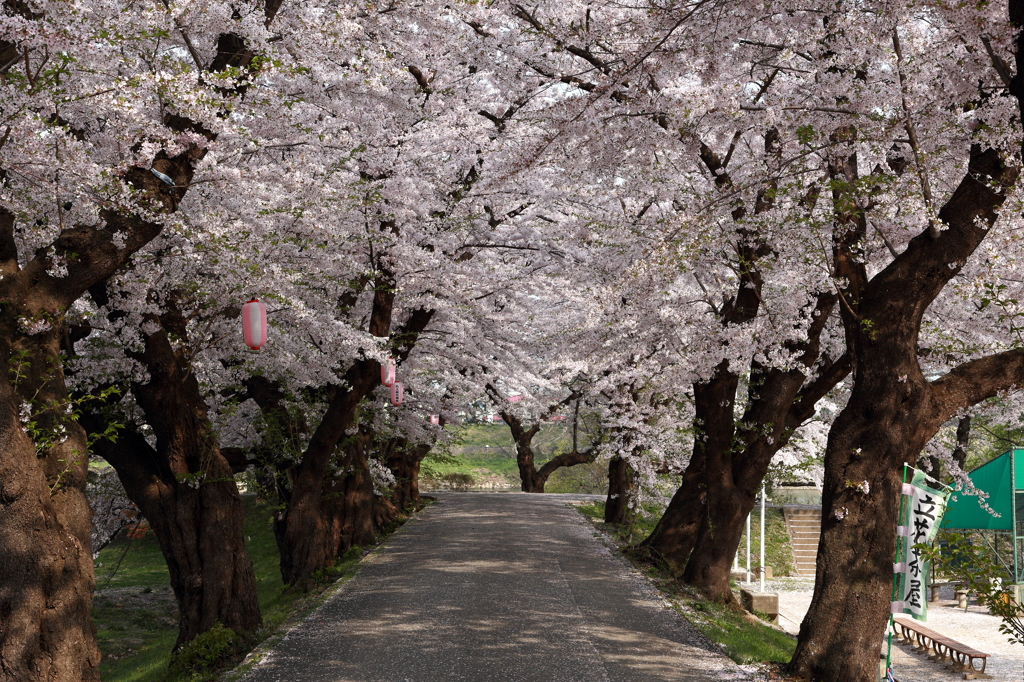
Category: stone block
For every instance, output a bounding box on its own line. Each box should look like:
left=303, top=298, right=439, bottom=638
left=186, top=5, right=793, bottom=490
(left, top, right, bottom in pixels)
left=741, top=588, right=779, bottom=623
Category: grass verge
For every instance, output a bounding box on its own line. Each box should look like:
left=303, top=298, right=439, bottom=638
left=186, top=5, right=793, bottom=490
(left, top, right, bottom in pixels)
left=573, top=500, right=797, bottom=668
left=93, top=496, right=421, bottom=682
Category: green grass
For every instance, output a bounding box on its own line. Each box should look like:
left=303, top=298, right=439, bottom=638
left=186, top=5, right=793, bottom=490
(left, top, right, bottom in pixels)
left=93, top=496, right=365, bottom=682
left=573, top=500, right=796, bottom=667
left=678, top=590, right=796, bottom=664
left=575, top=501, right=661, bottom=543
left=737, top=507, right=796, bottom=577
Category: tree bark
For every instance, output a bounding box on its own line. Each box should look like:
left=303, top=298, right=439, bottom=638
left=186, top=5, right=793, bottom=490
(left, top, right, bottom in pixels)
left=385, top=439, right=430, bottom=513
left=789, top=146, right=1020, bottom=680
left=0, top=3, right=282, bottom=671
left=638, top=135, right=777, bottom=584
left=644, top=138, right=859, bottom=602
left=0, top=373, right=100, bottom=681
left=323, top=429, right=376, bottom=556
left=275, top=305, right=434, bottom=589
left=638, top=454, right=707, bottom=572
left=680, top=313, right=849, bottom=601
left=952, top=416, right=971, bottom=471
left=604, top=456, right=636, bottom=524
left=86, top=314, right=262, bottom=649
left=488, top=387, right=591, bottom=492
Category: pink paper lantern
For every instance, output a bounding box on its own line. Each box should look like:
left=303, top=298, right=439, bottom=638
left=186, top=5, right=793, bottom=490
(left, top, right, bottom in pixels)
left=429, top=415, right=439, bottom=425
left=390, top=381, right=403, bottom=406
left=241, top=299, right=267, bottom=350
left=381, top=358, right=396, bottom=386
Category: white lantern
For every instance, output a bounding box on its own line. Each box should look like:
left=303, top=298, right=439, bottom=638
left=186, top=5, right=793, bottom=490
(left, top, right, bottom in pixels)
left=429, top=415, right=439, bottom=425
left=390, top=381, right=403, bottom=406
left=381, top=358, right=396, bottom=386
left=241, top=299, right=267, bottom=350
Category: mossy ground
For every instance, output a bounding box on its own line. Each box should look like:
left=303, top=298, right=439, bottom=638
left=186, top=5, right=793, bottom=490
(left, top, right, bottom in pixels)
left=574, top=500, right=797, bottom=668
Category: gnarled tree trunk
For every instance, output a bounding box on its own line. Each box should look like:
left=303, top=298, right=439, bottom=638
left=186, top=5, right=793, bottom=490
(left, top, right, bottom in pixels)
left=790, top=146, right=1022, bottom=680
left=275, top=303, right=434, bottom=589
left=642, top=138, right=853, bottom=603
left=488, top=387, right=594, bottom=493
left=385, top=439, right=431, bottom=513
left=87, top=315, right=262, bottom=649
left=324, top=429, right=376, bottom=556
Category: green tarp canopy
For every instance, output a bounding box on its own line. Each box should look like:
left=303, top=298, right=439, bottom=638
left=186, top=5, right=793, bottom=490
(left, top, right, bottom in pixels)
left=941, top=449, right=1018, bottom=531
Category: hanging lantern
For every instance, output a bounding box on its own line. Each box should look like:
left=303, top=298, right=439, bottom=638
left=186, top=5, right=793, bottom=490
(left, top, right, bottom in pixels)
left=241, top=299, right=267, bottom=350
left=390, top=381, right=403, bottom=406
left=429, top=415, right=439, bottom=425
left=381, top=357, right=396, bottom=387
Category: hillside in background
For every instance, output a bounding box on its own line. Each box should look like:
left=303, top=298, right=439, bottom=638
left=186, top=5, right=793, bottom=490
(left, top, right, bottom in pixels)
left=424, top=423, right=608, bottom=494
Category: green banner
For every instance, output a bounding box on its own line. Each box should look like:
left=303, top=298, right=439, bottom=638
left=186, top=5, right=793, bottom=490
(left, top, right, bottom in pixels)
left=894, top=470, right=950, bottom=621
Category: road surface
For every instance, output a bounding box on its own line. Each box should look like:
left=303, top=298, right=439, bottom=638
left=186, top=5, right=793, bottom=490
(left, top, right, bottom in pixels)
left=239, top=493, right=752, bottom=682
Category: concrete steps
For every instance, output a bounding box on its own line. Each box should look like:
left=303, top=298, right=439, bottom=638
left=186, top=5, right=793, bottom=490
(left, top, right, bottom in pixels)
left=784, top=506, right=822, bottom=577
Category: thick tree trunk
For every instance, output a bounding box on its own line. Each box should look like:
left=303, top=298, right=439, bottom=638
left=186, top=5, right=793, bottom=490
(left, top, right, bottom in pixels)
left=386, top=440, right=429, bottom=513
left=681, top=487, right=752, bottom=602
left=275, top=305, right=434, bottom=589
left=789, top=146, right=1020, bottom=680
left=324, top=430, right=376, bottom=556
left=516, top=437, right=542, bottom=492
left=641, top=364, right=737, bottom=575
left=0, top=374, right=101, bottom=682
left=102, top=428, right=261, bottom=648
left=0, top=5, right=274, bottom=671
left=89, top=318, right=262, bottom=649
left=604, top=456, right=636, bottom=524
left=638, top=453, right=706, bottom=572
left=644, top=292, right=846, bottom=599
left=275, top=372, right=373, bottom=589
left=791, top=386, right=931, bottom=680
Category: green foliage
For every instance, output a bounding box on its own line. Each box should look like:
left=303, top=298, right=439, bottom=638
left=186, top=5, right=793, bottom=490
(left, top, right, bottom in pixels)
left=10, top=347, right=123, bottom=462
left=922, top=531, right=1024, bottom=645
left=545, top=459, right=608, bottom=494
left=795, top=125, right=816, bottom=145
left=168, top=624, right=243, bottom=679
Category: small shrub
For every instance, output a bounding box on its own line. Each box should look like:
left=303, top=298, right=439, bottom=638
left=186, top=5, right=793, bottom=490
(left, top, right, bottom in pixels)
left=440, top=472, right=475, bottom=491
left=169, top=623, right=243, bottom=678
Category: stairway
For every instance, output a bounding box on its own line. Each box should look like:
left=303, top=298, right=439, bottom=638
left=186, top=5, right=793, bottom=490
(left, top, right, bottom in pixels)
left=783, top=506, right=822, bottom=577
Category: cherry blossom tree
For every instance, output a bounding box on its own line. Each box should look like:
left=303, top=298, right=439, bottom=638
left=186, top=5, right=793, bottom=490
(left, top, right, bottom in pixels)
left=0, top=0, right=291, bottom=673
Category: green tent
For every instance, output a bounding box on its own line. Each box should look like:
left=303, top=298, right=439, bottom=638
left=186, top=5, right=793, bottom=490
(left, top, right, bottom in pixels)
left=942, top=449, right=1021, bottom=580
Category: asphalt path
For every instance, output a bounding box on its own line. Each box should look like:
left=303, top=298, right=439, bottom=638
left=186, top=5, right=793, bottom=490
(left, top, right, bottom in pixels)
left=239, top=493, right=752, bottom=682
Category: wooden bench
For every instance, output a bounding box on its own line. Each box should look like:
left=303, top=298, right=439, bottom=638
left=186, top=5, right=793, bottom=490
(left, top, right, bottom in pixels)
left=893, top=617, right=991, bottom=679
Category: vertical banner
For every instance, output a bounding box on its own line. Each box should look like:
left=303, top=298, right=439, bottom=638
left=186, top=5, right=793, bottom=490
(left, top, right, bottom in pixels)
left=893, top=470, right=950, bottom=621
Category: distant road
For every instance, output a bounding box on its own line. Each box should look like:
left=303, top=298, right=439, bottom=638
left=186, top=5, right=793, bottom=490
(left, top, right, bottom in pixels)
left=239, top=493, right=752, bottom=682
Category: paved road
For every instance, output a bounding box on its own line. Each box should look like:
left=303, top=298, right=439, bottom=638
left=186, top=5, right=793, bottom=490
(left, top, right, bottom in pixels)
left=239, top=493, right=752, bottom=682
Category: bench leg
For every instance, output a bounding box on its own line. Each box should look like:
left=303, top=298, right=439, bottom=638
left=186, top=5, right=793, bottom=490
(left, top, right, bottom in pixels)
left=928, top=642, right=950, bottom=663
left=947, top=650, right=968, bottom=674
left=913, top=634, right=934, bottom=656
left=962, top=656, right=993, bottom=680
